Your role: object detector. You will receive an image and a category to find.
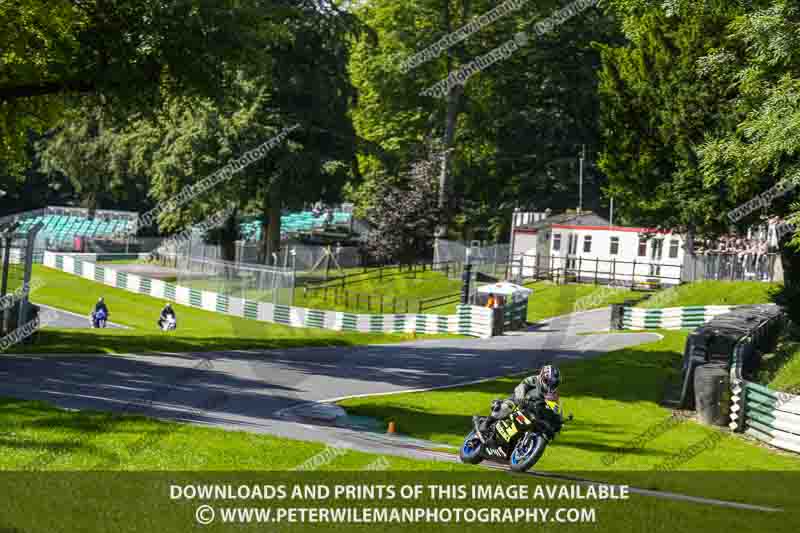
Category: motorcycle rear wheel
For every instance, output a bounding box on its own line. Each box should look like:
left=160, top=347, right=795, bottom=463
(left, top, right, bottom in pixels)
left=509, top=433, right=547, bottom=472
left=459, top=430, right=484, bottom=464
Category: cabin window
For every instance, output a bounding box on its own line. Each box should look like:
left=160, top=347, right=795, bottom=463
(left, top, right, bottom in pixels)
left=638, top=238, right=647, bottom=257
left=553, top=233, right=561, bottom=251
left=583, top=235, right=592, bottom=253
left=669, top=239, right=680, bottom=258
left=610, top=237, right=619, bottom=255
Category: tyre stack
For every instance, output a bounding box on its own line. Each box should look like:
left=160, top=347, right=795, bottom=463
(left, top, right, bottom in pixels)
left=676, top=304, right=785, bottom=425
left=694, top=363, right=730, bottom=426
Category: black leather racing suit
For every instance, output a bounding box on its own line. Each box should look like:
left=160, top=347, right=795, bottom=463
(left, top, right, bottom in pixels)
left=158, top=307, right=176, bottom=328
left=479, top=375, right=549, bottom=433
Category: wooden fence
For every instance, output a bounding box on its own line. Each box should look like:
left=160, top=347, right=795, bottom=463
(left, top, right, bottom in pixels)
left=303, top=284, right=461, bottom=314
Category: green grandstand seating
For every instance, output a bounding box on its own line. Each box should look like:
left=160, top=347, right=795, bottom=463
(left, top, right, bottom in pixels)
left=236, top=209, right=353, bottom=240
left=16, top=212, right=137, bottom=242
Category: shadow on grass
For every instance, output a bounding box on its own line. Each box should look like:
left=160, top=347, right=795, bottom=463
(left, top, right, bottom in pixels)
left=10, top=329, right=426, bottom=355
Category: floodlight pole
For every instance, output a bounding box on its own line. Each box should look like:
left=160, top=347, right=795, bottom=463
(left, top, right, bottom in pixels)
left=0, top=229, right=12, bottom=297
left=289, top=247, right=297, bottom=306
left=507, top=208, right=519, bottom=280
left=0, top=232, right=10, bottom=335
left=19, top=223, right=42, bottom=327
left=609, top=197, right=614, bottom=227
left=578, top=144, right=585, bottom=215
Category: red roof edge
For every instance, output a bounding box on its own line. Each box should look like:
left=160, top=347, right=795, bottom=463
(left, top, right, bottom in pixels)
left=551, top=224, right=674, bottom=234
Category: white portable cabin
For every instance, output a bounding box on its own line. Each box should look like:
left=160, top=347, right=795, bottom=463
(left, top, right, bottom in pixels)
left=510, top=212, right=686, bottom=286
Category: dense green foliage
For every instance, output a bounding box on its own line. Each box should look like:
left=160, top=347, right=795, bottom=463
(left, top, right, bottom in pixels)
left=348, top=0, right=620, bottom=240
left=3, top=0, right=800, bottom=274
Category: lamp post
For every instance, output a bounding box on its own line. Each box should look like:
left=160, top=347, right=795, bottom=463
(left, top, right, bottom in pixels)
left=289, top=247, right=297, bottom=306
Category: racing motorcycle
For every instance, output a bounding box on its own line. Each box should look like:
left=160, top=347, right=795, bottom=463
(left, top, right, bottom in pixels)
left=160, top=315, right=177, bottom=331
left=90, top=309, right=107, bottom=328
left=460, top=398, right=572, bottom=472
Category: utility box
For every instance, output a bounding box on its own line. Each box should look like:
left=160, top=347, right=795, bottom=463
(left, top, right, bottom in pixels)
left=476, top=282, right=532, bottom=333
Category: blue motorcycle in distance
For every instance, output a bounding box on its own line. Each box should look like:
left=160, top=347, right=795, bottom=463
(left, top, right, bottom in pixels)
left=91, top=309, right=108, bottom=328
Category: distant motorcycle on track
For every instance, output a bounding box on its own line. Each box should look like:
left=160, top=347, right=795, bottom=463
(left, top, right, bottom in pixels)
left=159, top=315, right=177, bottom=332
left=90, top=309, right=107, bottom=328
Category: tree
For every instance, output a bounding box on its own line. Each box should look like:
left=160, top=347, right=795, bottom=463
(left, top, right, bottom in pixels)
left=37, top=100, right=131, bottom=217
left=597, top=0, right=745, bottom=235
left=348, top=0, right=618, bottom=242
left=30, top=1, right=364, bottom=265
left=363, top=152, right=443, bottom=264
left=697, top=0, right=800, bottom=308
left=0, top=0, right=285, bottom=173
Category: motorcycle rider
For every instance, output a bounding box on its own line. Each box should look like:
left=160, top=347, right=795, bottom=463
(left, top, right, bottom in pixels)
left=158, top=303, right=176, bottom=329
left=92, top=297, right=109, bottom=327
left=476, top=365, right=561, bottom=438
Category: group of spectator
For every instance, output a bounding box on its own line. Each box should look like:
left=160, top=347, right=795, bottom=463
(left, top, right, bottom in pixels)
left=694, top=234, right=770, bottom=256
left=311, top=202, right=334, bottom=227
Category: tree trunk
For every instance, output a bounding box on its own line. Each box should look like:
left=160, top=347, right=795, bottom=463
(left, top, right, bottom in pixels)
left=220, top=209, right=238, bottom=263
left=259, top=184, right=282, bottom=266
left=780, top=239, right=800, bottom=290
left=435, top=0, right=470, bottom=240
left=83, top=192, right=98, bottom=219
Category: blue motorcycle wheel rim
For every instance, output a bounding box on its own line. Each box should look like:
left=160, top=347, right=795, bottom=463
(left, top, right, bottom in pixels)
left=511, top=435, right=536, bottom=465
left=462, top=431, right=481, bottom=458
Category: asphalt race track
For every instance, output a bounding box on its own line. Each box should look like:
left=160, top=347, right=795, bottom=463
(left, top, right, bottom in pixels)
left=4, top=307, right=777, bottom=510
left=36, top=303, right=128, bottom=329
left=0, top=308, right=656, bottom=453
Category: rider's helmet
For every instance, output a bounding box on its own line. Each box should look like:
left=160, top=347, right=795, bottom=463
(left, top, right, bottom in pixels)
left=538, top=365, right=561, bottom=394
left=98, top=297, right=104, bottom=303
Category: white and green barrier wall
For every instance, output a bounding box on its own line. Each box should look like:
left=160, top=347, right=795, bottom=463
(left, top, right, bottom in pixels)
left=729, top=334, right=800, bottom=454
left=622, top=305, right=737, bottom=329
left=43, top=252, right=494, bottom=338
left=730, top=381, right=800, bottom=454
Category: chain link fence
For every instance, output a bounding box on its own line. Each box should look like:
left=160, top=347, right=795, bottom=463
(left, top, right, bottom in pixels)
left=1, top=221, right=42, bottom=337
left=175, top=256, right=296, bottom=305
left=433, top=238, right=510, bottom=280
left=684, top=252, right=781, bottom=282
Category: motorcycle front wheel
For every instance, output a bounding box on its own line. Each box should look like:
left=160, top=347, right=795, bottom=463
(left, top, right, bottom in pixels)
left=509, top=432, right=547, bottom=472
left=459, top=430, right=484, bottom=464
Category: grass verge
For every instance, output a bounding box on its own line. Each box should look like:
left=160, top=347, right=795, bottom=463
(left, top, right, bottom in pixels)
left=520, top=281, right=640, bottom=322
left=635, top=280, right=778, bottom=308
left=0, top=396, right=794, bottom=532
left=14, top=266, right=454, bottom=354
left=758, top=324, right=800, bottom=394
left=338, top=330, right=800, bottom=505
